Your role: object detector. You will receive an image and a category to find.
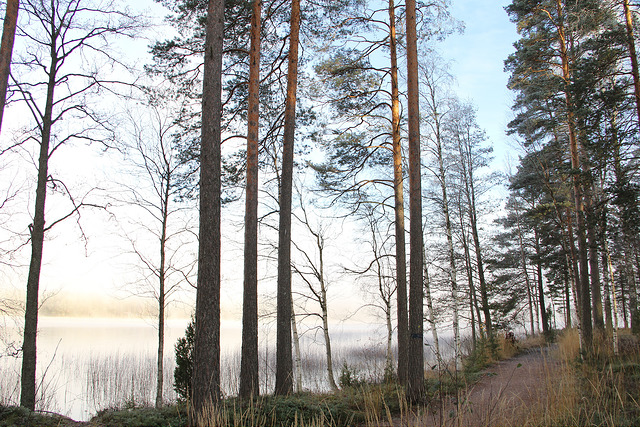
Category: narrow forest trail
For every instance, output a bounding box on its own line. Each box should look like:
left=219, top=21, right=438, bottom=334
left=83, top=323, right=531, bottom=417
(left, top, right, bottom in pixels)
left=388, top=345, right=560, bottom=427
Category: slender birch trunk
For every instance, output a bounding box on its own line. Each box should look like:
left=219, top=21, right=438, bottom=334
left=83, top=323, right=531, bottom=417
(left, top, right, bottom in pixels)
left=291, top=299, right=303, bottom=393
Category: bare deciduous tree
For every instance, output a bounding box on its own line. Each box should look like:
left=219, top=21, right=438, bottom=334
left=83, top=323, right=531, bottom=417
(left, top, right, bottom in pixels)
left=291, top=190, right=338, bottom=391
left=118, top=99, right=197, bottom=408
left=8, top=0, right=141, bottom=409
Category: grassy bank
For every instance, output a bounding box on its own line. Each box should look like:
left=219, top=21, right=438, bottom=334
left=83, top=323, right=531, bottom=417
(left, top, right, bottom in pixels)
left=536, top=329, right=640, bottom=427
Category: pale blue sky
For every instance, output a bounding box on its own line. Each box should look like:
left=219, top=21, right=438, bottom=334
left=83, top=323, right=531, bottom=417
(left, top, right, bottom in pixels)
left=0, top=0, right=522, bottom=318
left=439, top=0, right=519, bottom=168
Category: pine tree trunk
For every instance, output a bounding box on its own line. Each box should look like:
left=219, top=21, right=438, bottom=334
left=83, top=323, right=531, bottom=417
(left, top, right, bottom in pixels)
left=239, top=0, right=262, bottom=400
left=388, top=0, right=408, bottom=387
left=191, top=0, right=224, bottom=422
left=0, top=0, right=19, bottom=133
left=275, top=0, right=300, bottom=395
left=405, top=0, right=424, bottom=402
left=556, top=0, right=592, bottom=349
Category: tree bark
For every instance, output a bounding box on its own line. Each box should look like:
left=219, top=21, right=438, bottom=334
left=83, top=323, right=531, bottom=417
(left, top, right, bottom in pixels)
left=388, top=0, right=408, bottom=387
left=239, top=0, right=262, bottom=400
left=405, top=0, right=424, bottom=402
left=0, top=0, right=19, bottom=134
left=191, top=0, right=224, bottom=423
left=275, top=0, right=300, bottom=396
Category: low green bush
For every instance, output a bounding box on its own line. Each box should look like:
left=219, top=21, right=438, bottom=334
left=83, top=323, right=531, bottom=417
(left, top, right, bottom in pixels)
left=0, top=406, right=75, bottom=427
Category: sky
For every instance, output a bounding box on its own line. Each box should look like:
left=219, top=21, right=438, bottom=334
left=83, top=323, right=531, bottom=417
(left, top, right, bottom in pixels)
left=438, top=0, right=519, bottom=168
left=0, top=0, right=521, bottom=320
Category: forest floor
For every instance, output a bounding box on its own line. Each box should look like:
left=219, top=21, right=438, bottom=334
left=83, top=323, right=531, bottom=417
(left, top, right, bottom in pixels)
left=386, top=345, right=559, bottom=427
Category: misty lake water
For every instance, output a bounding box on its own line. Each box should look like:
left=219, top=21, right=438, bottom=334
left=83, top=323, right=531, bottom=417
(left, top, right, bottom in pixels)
left=0, top=316, right=450, bottom=421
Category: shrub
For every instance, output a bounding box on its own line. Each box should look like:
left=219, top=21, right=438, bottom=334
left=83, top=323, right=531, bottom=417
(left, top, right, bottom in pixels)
left=174, top=317, right=195, bottom=402
left=91, top=404, right=187, bottom=427
left=338, top=362, right=362, bottom=389
left=0, top=406, right=74, bottom=427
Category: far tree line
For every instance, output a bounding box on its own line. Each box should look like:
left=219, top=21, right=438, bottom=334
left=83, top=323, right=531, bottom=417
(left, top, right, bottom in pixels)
left=0, top=1, right=638, bottom=425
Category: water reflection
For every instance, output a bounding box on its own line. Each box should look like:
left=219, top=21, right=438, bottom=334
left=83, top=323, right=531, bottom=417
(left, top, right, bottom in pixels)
left=0, top=317, right=447, bottom=421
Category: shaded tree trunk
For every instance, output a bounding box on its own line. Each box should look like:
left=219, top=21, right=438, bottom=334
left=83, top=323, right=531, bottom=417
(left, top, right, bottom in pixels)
left=191, top=0, right=224, bottom=422
left=405, top=0, right=424, bottom=402
left=0, top=0, right=19, bottom=133
left=239, top=0, right=262, bottom=400
left=275, top=0, right=301, bottom=396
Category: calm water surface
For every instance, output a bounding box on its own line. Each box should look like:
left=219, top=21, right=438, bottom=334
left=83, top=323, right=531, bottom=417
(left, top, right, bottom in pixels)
left=0, top=317, right=402, bottom=421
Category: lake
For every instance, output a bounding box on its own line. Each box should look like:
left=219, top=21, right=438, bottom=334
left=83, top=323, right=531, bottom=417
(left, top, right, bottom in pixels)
left=0, top=316, right=429, bottom=421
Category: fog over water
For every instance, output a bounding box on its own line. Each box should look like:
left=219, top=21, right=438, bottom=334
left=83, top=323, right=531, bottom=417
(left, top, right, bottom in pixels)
left=0, top=316, right=454, bottom=421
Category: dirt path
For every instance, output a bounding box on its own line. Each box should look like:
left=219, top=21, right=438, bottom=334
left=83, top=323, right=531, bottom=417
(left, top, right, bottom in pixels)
left=392, top=346, right=559, bottom=427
